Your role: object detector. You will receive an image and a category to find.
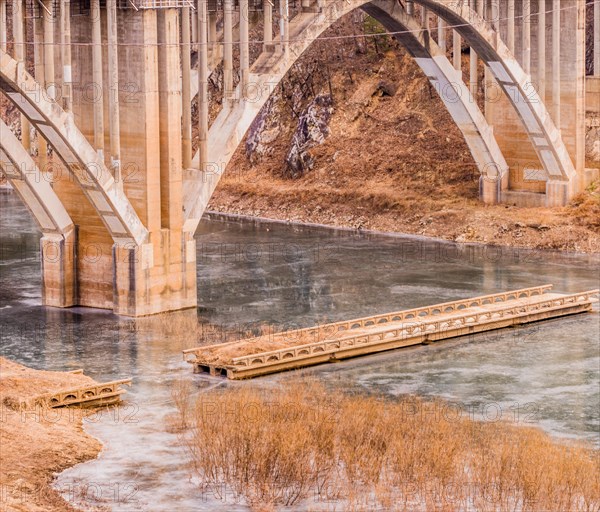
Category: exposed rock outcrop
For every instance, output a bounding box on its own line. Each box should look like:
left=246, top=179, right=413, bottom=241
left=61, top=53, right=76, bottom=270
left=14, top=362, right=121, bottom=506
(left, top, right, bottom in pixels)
left=284, top=94, right=334, bottom=178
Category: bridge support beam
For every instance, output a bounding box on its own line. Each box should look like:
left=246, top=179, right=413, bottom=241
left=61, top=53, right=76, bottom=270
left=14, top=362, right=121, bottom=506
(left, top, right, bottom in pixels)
left=538, top=0, right=545, bottom=101
left=263, top=0, right=273, bottom=49
left=223, top=0, right=234, bottom=100
left=453, top=30, right=461, bottom=72
left=91, top=0, right=105, bottom=160
left=208, top=11, right=219, bottom=60
left=280, top=0, right=289, bottom=59
left=11, top=7, right=198, bottom=316
left=107, top=0, right=121, bottom=184
left=240, top=0, right=250, bottom=92
left=468, top=1, right=478, bottom=97
left=198, top=0, right=209, bottom=168
left=60, top=0, right=73, bottom=112
left=12, top=0, right=30, bottom=155
left=181, top=6, right=192, bottom=169
left=437, top=17, right=446, bottom=52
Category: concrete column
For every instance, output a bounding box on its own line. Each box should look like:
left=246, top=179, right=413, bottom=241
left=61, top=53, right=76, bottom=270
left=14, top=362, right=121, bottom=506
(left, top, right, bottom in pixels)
left=538, top=0, right=545, bottom=100
left=34, top=2, right=46, bottom=165
left=507, top=0, right=515, bottom=53
left=181, top=6, right=192, bottom=169
left=552, top=0, right=560, bottom=129
left=107, top=0, right=121, bottom=184
left=477, top=0, right=484, bottom=17
left=191, top=7, right=197, bottom=44
left=469, top=0, right=478, bottom=97
left=198, top=0, right=209, bottom=168
left=240, top=0, right=249, bottom=93
left=0, top=0, right=6, bottom=52
left=522, top=0, right=531, bottom=74
left=223, top=0, right=233, bottom=99
left=12, top=0, right=30, bottom=152
left=91, top=0, right=104, bottom=159
left=595, top=0, right=600, bottom=76
left=453, top=31, right=461, bottom=73
left=60, top=0, right=72, bottom=112
left=43, top=0, right=56, bottom=101
left=574, top=1, right=585, bottom=176
left=280, top=0, right=289, bottom=59
left=437, top=17, right=446, bottom=53
left=484, top=0, right=494, bottom=124
left=470, top=53, right=478, bottom=97
left=406, top=0, right=414, bottom=16
left=157, top=9, right=183, bottom=230
left=422, top=7, right=428, bottom=35
left=11, top=0, right=24, bottom=60
left=263, top=0, right=273, bottom=49
left=208, top=11, right=219, bottom=60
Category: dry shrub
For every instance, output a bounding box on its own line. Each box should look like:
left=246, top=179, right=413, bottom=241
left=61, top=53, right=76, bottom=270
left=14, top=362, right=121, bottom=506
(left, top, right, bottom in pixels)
left=568, top=186, right=600, bottom=231
left=176, top=381, right=600, bottom=511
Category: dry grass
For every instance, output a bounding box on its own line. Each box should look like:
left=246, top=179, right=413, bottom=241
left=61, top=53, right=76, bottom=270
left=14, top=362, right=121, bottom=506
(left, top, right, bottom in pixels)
left=176, top=381, right=600, bottom=511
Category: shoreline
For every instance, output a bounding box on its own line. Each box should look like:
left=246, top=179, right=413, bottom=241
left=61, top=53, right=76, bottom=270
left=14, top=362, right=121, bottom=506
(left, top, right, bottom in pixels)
left=204, top=210, right=600, bottom=262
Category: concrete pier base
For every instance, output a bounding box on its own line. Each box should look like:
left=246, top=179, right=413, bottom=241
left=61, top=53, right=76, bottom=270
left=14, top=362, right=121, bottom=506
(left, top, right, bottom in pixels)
left=545, top=180, right=571, bottom=208
left=112, top=234, right=197, bottom=317
left=40, top=231, right=77, bottom=308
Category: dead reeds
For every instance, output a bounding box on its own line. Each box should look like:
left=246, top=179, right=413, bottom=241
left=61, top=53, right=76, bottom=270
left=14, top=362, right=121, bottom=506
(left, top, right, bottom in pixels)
left=175, top=381, right=600, bottom=511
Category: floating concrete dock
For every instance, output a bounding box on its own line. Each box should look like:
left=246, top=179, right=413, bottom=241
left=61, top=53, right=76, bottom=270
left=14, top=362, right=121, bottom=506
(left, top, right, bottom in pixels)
left=184, top=285, right=598, bottom=380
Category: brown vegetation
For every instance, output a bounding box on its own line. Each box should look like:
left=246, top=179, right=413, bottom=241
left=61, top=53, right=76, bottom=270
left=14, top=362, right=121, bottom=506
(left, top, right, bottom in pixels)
left=0, top=357, right=102, bottom=512
left=176, top=380, right=600, bottom=511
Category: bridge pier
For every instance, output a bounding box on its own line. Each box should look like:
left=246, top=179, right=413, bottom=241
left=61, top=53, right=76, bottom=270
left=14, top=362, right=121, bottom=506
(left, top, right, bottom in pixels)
left=50, top=4, right=197, bottom=315
left=484, top=0, right=589, bottom=206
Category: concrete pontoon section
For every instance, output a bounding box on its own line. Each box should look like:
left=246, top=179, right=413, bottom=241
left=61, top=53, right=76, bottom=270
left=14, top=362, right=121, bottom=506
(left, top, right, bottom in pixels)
left=184, top=285, right=599, bottom=379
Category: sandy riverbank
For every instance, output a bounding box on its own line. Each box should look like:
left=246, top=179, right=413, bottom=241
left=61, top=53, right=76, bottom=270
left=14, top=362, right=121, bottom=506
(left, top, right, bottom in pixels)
left=0, top=358, right=102, bottom=512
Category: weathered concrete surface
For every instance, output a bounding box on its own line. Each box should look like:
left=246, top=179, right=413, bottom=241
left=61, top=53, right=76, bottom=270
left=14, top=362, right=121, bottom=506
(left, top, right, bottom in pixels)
left=67, top=8, right=197, bottom=315
left=1, top=13, right=197, bottom=315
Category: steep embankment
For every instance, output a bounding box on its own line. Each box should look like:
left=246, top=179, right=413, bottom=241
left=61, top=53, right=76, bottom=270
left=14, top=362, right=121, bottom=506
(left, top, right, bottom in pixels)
left=208, top=13, right=600, bottom=252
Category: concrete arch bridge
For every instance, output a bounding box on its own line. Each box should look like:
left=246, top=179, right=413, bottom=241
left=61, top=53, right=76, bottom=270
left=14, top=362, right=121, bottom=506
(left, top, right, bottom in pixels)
left=1, top=0, right=598, bottom=314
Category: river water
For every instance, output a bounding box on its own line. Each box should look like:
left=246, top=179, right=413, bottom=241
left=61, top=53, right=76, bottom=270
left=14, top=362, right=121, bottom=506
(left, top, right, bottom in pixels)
left=1, top=192, right=599, bottom=511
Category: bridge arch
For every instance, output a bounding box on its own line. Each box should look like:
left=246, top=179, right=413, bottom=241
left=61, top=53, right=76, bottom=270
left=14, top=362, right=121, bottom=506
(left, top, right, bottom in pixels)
left=184, top=0, right=506, bottom=227
left=184, top=0, right=576, bottom=230
left=0, top=118, right=73, bottom=236
left=0, top=117, right=79, bottom=307
left=414, top=0, right=576, bottom=183
left=0, top=50, right=148, bottom=246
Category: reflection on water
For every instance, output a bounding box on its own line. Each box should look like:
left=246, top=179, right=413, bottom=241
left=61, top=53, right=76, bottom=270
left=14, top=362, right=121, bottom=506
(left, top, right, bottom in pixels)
left=1, top=194, right=599, bottom=511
